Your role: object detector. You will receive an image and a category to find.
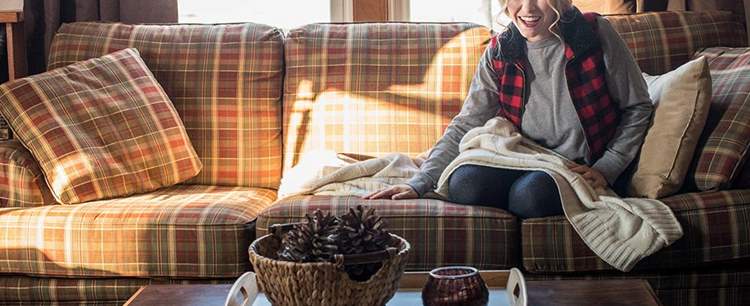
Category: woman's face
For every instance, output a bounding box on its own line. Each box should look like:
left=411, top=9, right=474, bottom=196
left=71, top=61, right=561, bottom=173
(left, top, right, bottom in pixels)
left=506, top=0, right=557, bottom=42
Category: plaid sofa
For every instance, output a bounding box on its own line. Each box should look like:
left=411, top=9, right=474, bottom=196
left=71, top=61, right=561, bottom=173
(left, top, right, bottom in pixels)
left=0, top=10, right=748, bottom=306
left=0, top=22, right=285, bottom=305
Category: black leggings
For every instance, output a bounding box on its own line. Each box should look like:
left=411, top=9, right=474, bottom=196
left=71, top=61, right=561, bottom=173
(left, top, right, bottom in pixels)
left=448, top=164, right=563, bottom=219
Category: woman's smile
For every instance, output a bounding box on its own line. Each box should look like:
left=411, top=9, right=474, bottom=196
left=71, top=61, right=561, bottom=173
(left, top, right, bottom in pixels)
left=507, top=0, right=556, bottom=42
left=518, top=15, right=542, bottom=29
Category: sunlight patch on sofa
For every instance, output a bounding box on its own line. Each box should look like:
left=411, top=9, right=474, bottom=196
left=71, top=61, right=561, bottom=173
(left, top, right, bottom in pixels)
left=294, top=90, right=443, bottom=155
left=387, top=27, right=487, bottom=102
left=51, top=163, right=71, bottom=198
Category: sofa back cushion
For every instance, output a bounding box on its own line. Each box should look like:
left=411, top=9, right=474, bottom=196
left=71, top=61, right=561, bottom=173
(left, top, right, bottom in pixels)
left=282, top=23, right=491, bottom=173
left=605, top=10, right=746, bottom=75
left=48, top=22, right=284, bottom=189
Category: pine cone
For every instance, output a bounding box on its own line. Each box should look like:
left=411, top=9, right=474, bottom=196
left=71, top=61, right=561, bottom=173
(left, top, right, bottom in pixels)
left=338, top=205, right=393, bottom=255
left=278, top=210, right=339, bottom=263
left=338, top=205, right=393, bottom=281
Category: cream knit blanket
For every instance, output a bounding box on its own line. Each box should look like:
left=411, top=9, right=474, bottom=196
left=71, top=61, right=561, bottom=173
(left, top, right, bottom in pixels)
left=278, top=151, right=433, bottom=199
left=434, top=117, right=683, bottom=271
left=278, top=117, right=683, bottom=271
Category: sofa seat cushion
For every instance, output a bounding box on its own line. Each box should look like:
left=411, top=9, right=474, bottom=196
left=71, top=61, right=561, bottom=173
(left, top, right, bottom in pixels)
left=0, top=185, right=276, bottom=278
left=255, top=195, right=518, bottom=270
left=49, top=22, right=285, bottom=189
left=522, top=189, right=750, bottom=272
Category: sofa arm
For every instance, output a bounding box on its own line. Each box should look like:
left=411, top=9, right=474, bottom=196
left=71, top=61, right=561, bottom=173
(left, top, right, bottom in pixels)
left=0, top=140, right=56, bottom=207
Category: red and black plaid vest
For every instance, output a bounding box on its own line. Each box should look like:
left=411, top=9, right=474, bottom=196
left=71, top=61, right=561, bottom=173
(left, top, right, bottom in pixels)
left=489, top=9, right=620, bottom=161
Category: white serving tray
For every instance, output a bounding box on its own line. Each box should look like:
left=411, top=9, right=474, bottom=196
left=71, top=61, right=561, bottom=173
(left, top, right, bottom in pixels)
left=246, top=268, right=527, bottom=306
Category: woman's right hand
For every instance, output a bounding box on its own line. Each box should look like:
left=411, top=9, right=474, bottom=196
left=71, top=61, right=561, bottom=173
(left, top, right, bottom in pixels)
left=363, top=184, right=419, bottom=200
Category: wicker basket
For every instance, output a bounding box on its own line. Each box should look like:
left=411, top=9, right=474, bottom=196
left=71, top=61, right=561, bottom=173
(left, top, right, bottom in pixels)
left=249, top=224, right=410, bottom=306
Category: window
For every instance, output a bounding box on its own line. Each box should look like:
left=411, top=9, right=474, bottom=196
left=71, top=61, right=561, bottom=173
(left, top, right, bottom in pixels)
left=177, top=1, right=505, bottom=30
left=178, top=0, right=348, bottom=29
left=404, top=0, right=505, bottom=30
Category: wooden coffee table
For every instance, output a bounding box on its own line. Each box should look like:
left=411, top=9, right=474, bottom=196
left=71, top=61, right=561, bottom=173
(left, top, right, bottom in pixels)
left=125, top=271, right=662, bottom=306
left=523, top=279, right=662, bottom=306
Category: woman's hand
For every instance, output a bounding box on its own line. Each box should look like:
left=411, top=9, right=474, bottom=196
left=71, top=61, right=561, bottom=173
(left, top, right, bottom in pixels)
left=363, top=184, right=419, bottom=200
left=569, top=165, right=608, bottom=189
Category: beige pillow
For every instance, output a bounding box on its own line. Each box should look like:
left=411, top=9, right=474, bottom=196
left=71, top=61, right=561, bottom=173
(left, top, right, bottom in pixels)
left=628, top=57, right=712, bottom=199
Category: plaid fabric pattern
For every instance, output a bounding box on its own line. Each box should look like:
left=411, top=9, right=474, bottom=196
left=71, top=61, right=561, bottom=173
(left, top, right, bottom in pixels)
left=0, top=276, right=234, bottom=304
left=686, top=47, right=750, bottom=191
left=522, top=189, right=750, bottom=273
left=255, top=195, right=518, bottom=270
left=492, top=11, right=619, bottom=161
left=527, top=266, right=750, bottom=306
left=605, top=10, right=747, bottom=75
left=0, top=118, right=10, bottom=140
left=0, top=140, right=56, bottom=208
left=282, top=23, right=491, bottom=172
left=0, top=185, right=276, bottom=278
left=48, top=22, right=285, bottom=188
left=0, top=48, right=202, bottom=204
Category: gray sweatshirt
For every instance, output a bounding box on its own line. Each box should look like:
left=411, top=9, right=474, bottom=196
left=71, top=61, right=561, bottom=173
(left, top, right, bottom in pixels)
left=406, top=17, right=653, bottom=196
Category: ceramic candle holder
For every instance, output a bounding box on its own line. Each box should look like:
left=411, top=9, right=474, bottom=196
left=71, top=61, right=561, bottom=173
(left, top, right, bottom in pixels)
left=421, top=266, right=489, bottom=306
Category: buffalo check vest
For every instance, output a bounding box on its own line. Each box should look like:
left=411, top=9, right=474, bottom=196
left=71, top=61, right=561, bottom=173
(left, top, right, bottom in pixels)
left=489, top=9, right=620, bottom=161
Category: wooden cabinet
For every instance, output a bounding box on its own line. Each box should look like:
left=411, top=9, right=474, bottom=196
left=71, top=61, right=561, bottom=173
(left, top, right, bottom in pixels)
left=0, top=10, right=25, bottom=81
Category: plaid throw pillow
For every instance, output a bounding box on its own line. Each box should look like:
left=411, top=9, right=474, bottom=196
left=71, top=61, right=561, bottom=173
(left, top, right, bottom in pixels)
left=0, top=48, right=202, bottom=204
left=688, top=47, right=750, bottom=190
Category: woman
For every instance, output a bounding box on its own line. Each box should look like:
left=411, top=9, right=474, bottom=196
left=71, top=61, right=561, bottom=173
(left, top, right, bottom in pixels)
left=365, top=0, right=652, bottom=219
